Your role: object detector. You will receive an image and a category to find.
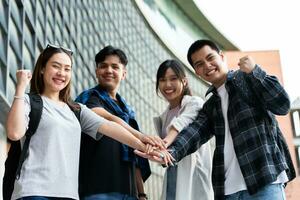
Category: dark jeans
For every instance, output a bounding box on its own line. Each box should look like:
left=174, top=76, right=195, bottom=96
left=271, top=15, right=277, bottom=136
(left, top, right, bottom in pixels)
left=18, top=197, right=73, bottom=200
left=83, top=193, right=137, bottom=200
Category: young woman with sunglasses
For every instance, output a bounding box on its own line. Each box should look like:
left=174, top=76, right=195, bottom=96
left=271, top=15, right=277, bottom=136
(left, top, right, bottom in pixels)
left=5, top=44, right=167, bottom=200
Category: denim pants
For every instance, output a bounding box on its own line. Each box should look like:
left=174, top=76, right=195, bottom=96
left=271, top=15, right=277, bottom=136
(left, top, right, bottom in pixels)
left=18, top=197, right=72, bottom=200
left=224, top=183, right=286, bottom=200
left=83, top=193, right=137, bottom=200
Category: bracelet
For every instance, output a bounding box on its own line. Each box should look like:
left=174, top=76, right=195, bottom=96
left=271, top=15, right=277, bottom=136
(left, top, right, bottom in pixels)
left=14, top=95, right=25, bottom=100
left=138, top=193, right=148, bottom=199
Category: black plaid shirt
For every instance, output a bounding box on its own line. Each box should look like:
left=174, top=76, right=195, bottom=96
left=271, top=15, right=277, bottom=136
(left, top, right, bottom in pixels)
left=169, top=66, right=296, bottom=200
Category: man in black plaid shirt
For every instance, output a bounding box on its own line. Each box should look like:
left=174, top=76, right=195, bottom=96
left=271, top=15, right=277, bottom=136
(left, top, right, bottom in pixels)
left=137, top=40, right=296, bottom=200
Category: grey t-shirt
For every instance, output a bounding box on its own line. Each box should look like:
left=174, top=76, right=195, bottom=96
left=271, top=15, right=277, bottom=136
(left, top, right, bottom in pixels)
left=11, top=95, right=106, bottom=200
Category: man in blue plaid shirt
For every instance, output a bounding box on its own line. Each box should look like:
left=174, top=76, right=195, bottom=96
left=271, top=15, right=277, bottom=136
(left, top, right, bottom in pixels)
left=137, top=39, right=296, bottom=200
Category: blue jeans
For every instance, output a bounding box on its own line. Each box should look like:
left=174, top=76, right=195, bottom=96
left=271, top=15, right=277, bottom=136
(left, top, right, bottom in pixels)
left=83, top=193, right=137, bottom=200
left=224, top=183, right=286, bottom=200
left=18, top=197, right=72, bottom=200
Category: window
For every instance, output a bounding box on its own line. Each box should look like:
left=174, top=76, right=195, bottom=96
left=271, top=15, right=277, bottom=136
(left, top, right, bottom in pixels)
left=292, top=111, right=300, bottom=137
left=296, top=146, right=300, bottom=174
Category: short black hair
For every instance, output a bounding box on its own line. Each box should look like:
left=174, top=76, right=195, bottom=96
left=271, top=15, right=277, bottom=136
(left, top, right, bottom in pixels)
left=95, top=45, right=128, bottom=66
left=187, top=39, right=221, bottom=67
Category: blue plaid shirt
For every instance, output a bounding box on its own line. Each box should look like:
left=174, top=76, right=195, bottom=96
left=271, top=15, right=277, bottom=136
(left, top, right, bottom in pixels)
left=169, top=66, right=296, bottom=199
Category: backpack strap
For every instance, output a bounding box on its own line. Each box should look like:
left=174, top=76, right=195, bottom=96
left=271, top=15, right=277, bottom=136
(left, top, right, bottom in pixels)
left=68, top=102, right=81, bottom=122
left=15, top=94, right=43, bottom=179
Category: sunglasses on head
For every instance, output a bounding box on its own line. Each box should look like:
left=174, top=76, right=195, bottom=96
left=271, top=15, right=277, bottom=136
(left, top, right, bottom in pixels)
left=45, top=44, right=73, bottom=55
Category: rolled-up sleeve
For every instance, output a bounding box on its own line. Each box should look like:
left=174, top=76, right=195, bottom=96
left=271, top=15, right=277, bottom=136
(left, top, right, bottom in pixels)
left=169, top=109, right=213, bottom=162
left=169, top=96, right=204, bottom=132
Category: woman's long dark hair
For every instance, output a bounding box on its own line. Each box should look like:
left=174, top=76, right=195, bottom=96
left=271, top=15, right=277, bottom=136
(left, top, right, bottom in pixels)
left=156, top=59, right=192, bottom=98
left=30, top=46, right=78, bottom=109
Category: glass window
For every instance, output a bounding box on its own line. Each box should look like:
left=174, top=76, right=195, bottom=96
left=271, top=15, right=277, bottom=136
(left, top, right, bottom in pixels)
left=8, top=44, right=20, bottom=81
left=36, top=0, right=44, bottom=19
left=7, top=75, right=17, bottom=102
left=24, top=0, right=35, bottom=22
left=36, top=18, right=44, bottom=42
left=293, top=111, right=300, bottom=137
left=0, top=1, right=9, bottom=31
left=62, top=3, right=69, bottom=24
left=11, top=0, right=22, bottom=32
left=46, top=5, right=54, bottom=27
left=24, top=19, right=35, bottom=52
left=23, top=44, right=34, bottom=70
left=0, top=59, right=5, bottom=93
left=0, top=28, right=8, bottom=62
left=9, top=19, right=22, bottom=59
left=296, top=146, right=300, bottom=174
left=54, top=26, right=62, bottom=44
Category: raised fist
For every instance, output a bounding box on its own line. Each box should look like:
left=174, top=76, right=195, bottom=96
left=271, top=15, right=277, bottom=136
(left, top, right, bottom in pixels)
left=16, top=69, right=32, bottom=87
left=238, top=55, right=256, bottom=74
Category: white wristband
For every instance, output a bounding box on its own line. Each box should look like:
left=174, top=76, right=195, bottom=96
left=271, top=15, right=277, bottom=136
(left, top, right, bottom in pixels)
left=14, top=95, right=25, bottom=100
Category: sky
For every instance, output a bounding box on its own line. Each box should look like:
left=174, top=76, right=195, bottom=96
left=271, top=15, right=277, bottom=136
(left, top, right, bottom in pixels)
left=195, top=0, right=300, bottom=102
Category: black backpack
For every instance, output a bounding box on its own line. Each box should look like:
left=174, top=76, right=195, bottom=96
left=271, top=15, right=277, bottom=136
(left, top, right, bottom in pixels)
left=2, top=94, right=80, bottom=200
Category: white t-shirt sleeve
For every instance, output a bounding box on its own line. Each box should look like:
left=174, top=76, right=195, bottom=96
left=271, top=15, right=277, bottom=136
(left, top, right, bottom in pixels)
left=168, top=96, right=204, bottom=132
left=79, top=104, right=108, bottom=140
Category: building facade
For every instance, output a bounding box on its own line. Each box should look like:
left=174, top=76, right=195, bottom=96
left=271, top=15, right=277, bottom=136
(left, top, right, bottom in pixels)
left=0, top=0, right=232, bottom=198
left=1, top=0, right=298, bottom=199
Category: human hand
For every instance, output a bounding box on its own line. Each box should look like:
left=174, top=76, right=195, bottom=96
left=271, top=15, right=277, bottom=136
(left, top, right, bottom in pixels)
left=158, top=149, right=175, bottom=166
left=238, top=55, right=256, bottom=74
left=144, top=143, right=156, bottom=154
left=16, top=70, right=32, bottom=88
left=140, top=135, right=166, bottom=149
left=134, top=148, right=175, bottom=166
left=163, top=138, right=172, bottom=148
left=138, top=196, right=148, bottom=200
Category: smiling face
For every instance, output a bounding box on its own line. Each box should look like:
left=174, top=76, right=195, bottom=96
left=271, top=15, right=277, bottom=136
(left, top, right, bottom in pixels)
left=158, top=67, right=186, bottom=107
left=42, top=52, right=72, bottom=96
left=191, top=45, right=228, bottom=88
left=95, top=55, right=126, bottom=94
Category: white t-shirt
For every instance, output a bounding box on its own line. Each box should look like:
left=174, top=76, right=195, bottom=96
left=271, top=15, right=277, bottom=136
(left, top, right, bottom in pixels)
left=217, top=84, right=247, bottom=195
left=12, top=95, right=106, bottom=200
